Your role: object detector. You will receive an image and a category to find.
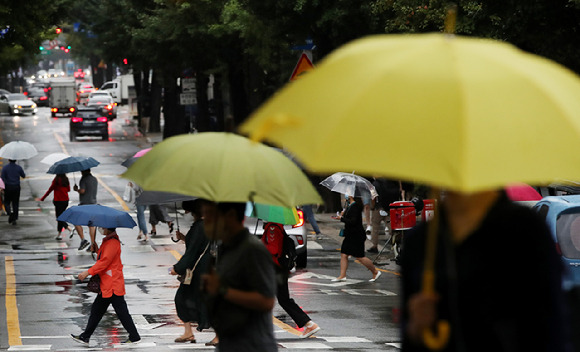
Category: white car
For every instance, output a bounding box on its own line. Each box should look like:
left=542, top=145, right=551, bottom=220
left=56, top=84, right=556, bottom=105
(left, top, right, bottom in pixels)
left=88, top=91, right=114, bottom=100
left=0, top=94, right=37, bottom=115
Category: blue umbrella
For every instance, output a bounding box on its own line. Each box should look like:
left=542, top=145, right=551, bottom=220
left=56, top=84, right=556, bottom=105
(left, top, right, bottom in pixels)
left=58, top=204, right=137, bottom=228
left=47, top=156, right=100, bottom=174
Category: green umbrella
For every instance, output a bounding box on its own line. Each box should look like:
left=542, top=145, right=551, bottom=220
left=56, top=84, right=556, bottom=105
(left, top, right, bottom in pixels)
left=122, top=132, right=321, bottom=208
left=245, top=202, right=299, bottom=225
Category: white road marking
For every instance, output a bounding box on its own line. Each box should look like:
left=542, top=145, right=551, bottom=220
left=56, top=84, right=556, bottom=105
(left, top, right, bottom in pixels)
left=168, top=345, right=215, bottom=349
left=320, top=336, right=371, bottom=343
left=8, top=346, right=51, bottom=351
left=288, top=272, right=362, bottom=287
left=150, top=238, right=177, bottom=246
left=44, top=242, right=68, bottom=249
left=113, top=342, right=156, bottom=348
left=386, top=342, right=402, bottom=348
left=375, top=289, right=398, bottom=296
left=278, top=342, right=332, bottom=349
left=308, top=241, right=323, bottom=250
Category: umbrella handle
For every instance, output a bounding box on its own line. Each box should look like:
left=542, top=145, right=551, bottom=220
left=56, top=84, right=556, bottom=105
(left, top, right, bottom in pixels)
left=422, top=321, right=450, bottom=351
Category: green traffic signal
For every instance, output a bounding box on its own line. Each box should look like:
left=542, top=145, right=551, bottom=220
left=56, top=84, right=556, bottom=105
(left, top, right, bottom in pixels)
left=39, top=46, right=44, bottom=50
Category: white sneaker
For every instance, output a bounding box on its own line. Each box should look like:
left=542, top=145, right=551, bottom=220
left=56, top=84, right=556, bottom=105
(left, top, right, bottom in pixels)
left=366, top=225, right=372, bottom=234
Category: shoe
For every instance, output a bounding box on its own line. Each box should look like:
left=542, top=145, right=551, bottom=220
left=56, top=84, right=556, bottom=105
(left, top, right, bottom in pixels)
left=78, top=239, right=90, bottom=251
left=150, top=230, right=156, bottom=237
left=367, top=247, right=379, bottom=253
left=137, top=233, right=144, bottom=240
left=205, top=340, right=219, bottom=346
left=71, top=334, right=89, bottom=345
left=174, top=335, right=196, bottom=343
left=369, top=271, right=382, bottom=282
left=366, top=225, right=372, bottom=234
left=55, top=235, right=62, bottom=241
left=11, top=221, right=17, bottom=226
left=169, top=222, right=174, bottom=233
left=300, top=322, right=321, bottom=339
left=121, top=338, right=141, bottom=344
left=331, top=277, right=347, bottom=282
left=69, top=228, right=76, bottom=239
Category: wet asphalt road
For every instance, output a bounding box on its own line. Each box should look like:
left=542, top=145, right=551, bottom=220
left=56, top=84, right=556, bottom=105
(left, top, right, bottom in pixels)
left=0, top=107, right=401, bottom=351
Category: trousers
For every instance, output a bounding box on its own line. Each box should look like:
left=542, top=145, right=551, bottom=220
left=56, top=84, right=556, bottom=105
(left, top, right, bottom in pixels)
left=54, top=200, right=69, bottom=232
left=276, top=267, right=310, bottom=328
left=80, top=293, right=140, bottom=342
left=4, top=186, right=20, bottom=223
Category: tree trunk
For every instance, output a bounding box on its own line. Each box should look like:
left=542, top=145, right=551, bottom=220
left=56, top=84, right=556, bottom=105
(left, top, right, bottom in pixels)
left=162, top=74, right=186, bottom=139
left=195, top=72, right=210, bottom=132
left=149, top=70, right=162, bottom=133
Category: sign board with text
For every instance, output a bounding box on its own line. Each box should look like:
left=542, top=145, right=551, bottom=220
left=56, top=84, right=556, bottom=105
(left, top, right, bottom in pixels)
left=180, top=93, right=197, bottom=105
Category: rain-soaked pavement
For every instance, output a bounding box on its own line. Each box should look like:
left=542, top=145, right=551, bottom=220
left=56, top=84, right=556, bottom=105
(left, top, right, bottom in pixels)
left=0, top=106, right=401, bottom=351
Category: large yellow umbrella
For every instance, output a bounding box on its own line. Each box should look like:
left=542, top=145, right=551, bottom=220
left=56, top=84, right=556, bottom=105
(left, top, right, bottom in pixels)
left=122, top=132, right=321, bottom=208
left=240, top=33, right=580, bottom=350
left=240, top=33, right=580, bottom=193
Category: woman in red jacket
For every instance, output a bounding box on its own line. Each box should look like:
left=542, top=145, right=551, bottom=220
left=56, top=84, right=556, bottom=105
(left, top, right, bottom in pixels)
left=38, top=173, right=71, bottom=240
left=71, top=228, right=141, bottom=345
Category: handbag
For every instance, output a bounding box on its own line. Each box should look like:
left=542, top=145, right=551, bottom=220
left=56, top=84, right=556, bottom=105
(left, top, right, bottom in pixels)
left=122, top=183, right=134, bottom=203
left=339, top=228, right=345, bottom=237
left=178, top=243, right=210, bottom=285
left=87, top=275, right=101, bottom=293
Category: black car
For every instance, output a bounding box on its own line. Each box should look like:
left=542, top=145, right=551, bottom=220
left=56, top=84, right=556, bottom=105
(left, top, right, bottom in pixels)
left=27, top=88, right=49, bottom=107
left=70, top=107, right=109, bottom=141
left=86, top=96, right=117, bottom=120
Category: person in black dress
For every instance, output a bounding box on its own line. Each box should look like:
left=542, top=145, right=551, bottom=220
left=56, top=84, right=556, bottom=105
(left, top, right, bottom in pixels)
left=170, top=200, right=214, bottom=344
left=333, top=196, right=381, bottom=282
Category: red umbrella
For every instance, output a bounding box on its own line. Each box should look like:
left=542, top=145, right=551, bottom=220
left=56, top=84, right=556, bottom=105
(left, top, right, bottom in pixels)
left=505, top=183, right=542, bottom=201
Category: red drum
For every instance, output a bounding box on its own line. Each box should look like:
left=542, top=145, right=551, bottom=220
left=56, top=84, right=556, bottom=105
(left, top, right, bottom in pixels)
left=389, top=201, right=416, bottom=230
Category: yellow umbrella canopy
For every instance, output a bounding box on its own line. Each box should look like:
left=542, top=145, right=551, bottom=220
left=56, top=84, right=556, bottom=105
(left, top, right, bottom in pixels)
left=240, top=33, right=580, bottom=192
left=122, top=132, right=322, bottom=208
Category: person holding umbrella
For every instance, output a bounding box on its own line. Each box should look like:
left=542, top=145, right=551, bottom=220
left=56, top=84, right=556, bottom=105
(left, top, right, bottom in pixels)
left=334, top=195, right=381, bottom=282
left=74, top=169, right=98, bottom=251
left=60, top=204, right=141, bottom=345
left=37, top=173, right=71, bottom=240
left=71, top=227, right=141, bottom=346
left=169, top=199, right=216, bottom=345
left=1, top=159, right=25, bottom=225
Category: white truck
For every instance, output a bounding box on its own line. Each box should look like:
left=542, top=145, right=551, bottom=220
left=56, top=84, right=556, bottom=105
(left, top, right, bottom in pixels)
left=49, top=77, right=77, bottom=117
left=100, top=74, right=135, bottom=105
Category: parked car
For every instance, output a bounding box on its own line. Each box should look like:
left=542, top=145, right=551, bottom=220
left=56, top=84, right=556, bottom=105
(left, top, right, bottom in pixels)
left=27, top=88, right=49, bottom=107
left=70, top=107, right=109, bottom=141
left=86, top=96, right=117, bottom=120
left=0, top=93, right=37, bottom=115
left=245, top=207, right=308, bottom=268
left=534, top=195, right=580, bottom=289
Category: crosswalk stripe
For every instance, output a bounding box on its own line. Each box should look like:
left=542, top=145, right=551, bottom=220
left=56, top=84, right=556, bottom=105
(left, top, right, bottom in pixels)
left=278, top=342, right=331, bottom=349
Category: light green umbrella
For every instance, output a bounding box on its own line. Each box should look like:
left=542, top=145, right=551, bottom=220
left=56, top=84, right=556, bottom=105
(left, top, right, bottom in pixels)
left=122, top=132, right=322, bottom=208
left=245, top=202, right=299, bottom=225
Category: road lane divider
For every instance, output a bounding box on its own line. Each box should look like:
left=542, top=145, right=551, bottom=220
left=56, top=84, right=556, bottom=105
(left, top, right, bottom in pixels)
left=5, top=256, right=22, bottom=346
left=95, top=176, right=130, bottom=211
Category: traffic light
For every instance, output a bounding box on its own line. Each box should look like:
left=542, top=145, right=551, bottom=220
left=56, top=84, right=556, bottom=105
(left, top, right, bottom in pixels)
left=56, top=27, right=62, bottom=34
left=123, top=58, right=128, bottom=65
left=39, top=46, right=44, bottom=51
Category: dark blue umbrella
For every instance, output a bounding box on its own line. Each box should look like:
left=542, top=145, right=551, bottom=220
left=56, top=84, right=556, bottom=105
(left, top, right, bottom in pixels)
left=58, top=204, right=137, bottom=228
left=47, top=156, right=100, bottom=174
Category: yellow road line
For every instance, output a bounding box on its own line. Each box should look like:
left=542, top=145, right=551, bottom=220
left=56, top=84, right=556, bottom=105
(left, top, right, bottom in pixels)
left=5, top=256, right=22, bottom=346
left=169, top=250, right=181, bottom=260
left=273, top=316, right=302, bottom=336
left=53, top=131, right=69, bottom=155
left=95, top=176, right=130, bottom=211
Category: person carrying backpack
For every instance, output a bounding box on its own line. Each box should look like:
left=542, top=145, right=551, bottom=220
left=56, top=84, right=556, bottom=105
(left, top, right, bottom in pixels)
left=261, top=222, right=321, bottom=338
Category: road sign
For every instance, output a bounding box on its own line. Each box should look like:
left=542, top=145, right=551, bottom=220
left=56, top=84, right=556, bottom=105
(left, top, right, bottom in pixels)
left=182, top=78, right=196, bottom=92
left=289, top=53, right=314, bottom=81
left=180, top=93, right=197, bottom=105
